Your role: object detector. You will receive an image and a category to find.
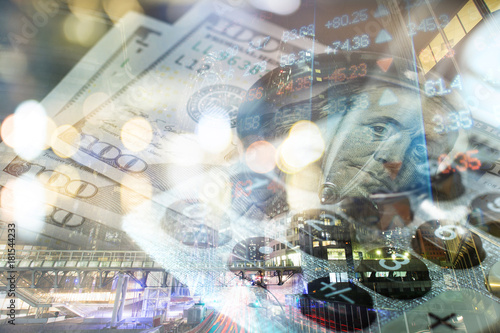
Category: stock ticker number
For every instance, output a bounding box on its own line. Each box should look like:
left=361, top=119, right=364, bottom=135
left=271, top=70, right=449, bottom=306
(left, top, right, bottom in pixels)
left=241, top=115, right=260, bottom=130
left=271, top=92, right=369, bottom=126
left=243, top=86, right=263, bottom=102
left=281, top=24, right=315, bottom=43
left=247, top=36, right=270, bottom=52
left=276, top=75, right=312, bottom=95
left=323, top=63, right=368, bottom=82
left=408, top=15, right=449, bottom=36
left=432, top=110, right=472, bottom=134
left=325, top=9, right=369, bottom=29
left=225, top=57, right=267, bottom=76
left=280, top=49, right=313, bottom=67
left=425, top=75, right=462, bottom=97
left=243, top=61, right=267, bottom=76
left=326, top=35, right=370, bottom=54
left=437, top=150, right=481, bottom=173
left=271, top=93, right=369, bottom=124
left=328, top=93, right=370, bottom=113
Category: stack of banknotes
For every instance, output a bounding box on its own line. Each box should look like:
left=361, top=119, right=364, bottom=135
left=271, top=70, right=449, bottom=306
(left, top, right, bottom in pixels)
left=0, top=0, right=320, bottom=253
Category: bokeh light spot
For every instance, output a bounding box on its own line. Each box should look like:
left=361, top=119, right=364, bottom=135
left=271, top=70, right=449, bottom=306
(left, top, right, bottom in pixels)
left=103, top=0, right=143, bottom=22
left=196, top=115, right=232, bottom=154
left=63, top=14, right=107, bottom=47
left=121, top=117, right=153, bottom=152
left=248, top=0, right=300, bottom=15
left=1, top=114, right=15, bottom=148
left=11, top=100, right=48, bottom=160
left=83, top=92, right=112, bottom=117
left=245, top=140, right=276, bottom=174
left=4, top=178, right=45, bottom=233
left=51, top=125, right=81, bottom=159
left=278, top=121, right=325, bottom=173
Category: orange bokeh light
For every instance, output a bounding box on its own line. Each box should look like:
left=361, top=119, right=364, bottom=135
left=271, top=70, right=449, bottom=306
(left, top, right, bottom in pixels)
left=245, top=140, right=276, bottom=174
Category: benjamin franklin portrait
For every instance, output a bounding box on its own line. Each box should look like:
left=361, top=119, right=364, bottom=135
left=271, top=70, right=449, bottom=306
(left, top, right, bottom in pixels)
left=236, top=52, right=467, bottom=210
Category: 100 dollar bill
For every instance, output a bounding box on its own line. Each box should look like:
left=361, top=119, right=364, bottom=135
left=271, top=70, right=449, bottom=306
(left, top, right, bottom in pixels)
left=0, top=147, right=228, bottom=231
left=0, top=149, right=142, bottom=229
left=52, top=0, right=321, bottom=206
left=43, top=11, right=172, bottom=121
left=0, top=11, right=177, bottom=232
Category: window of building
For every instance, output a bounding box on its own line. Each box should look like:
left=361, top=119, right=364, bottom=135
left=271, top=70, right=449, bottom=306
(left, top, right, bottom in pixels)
left=329, top=272, right=348, bottom=282
left=327, top=248, right=346, bottom=260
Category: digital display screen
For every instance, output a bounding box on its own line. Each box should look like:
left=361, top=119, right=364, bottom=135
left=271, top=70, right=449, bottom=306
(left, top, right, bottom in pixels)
left=0, top=0, right=500, bottom=331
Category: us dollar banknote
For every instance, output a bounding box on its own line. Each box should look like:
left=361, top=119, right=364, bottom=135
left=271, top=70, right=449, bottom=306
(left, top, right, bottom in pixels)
left=0, top=145, right=230, bottom=230
left=0, top=148, right=143, bottom=229
left=43, top=11, right=172, bottom=122
left=0, top=11, right=184, bottom=230
left=0, top=1, right=318, bottom=237
left=50, top=0, right=321, bottom=207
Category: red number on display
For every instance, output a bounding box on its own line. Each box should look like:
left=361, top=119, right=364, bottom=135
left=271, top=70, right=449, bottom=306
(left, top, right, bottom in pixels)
left=438, top=154, right=453, bottom=173
left=325, top=63, right=367, bottom=82
left=295, top=76, right=311, bottom=92
left=276, top=76, right=311, bottom=95
left=349, top=65, right=358, bottom=79
left=358, top=63, right=368, bottom=76
left=454, top=153, right=468, bottom=172
left=233, top=180, right=252, bottom=198
left=267, top=180, right=281, bottom=193
left=276, top=81, right=293, bottom=95
left=244, top=87, right=263, bottom=101
left=466, top=149, right=481, bottom=170
left=437, top=149, right=481, bottom=173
